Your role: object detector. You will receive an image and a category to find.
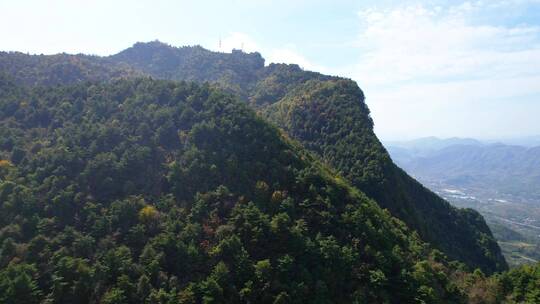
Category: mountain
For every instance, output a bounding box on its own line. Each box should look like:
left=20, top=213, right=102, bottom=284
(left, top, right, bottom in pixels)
left=2, top=77, right=501, bottom=303
left=386, top=139, right=540, bottom=267
left=107, top=42, right=507, bottom=273
left=489, top=135, right=540, bottom=147
left=0, top=41, right=507, bottom=274
left=108, top=41, right=337, bottom=107
left=261, top=80, right=506, bottom=274
left=385, top=137, right=484, bottom=159
left=389, top=142, right=540, bottom=202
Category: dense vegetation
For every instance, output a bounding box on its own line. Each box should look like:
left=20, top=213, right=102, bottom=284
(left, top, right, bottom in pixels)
left=110, top=42, right=509, bottom=273
left=109, top=41, right=335, bottom=107
left=262, top=79, right=507, bottom=273
left=1, top=41, right=537, bottom=302
left=0, top=78, right=492, bottom=303
left=496, top=262, right=540, bottom=302
left=0, top=52, right=140, bottom=87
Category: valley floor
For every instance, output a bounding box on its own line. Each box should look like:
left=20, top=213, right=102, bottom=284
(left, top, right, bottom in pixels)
left=419, top=179, right=540, bottom=268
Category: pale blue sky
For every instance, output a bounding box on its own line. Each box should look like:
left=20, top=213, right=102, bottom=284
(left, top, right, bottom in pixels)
left=1, top=0, right=540, bottom=140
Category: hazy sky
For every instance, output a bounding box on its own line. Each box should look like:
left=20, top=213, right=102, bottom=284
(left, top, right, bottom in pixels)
left=1, top=0, right=539, bottom=140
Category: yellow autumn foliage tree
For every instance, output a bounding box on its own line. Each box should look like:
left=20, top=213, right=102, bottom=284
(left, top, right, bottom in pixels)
left=138, top=205, right=159, bottom=224
left=0, top=160, right=14, bottom=179
left=0, top=160, right=12, bottom=167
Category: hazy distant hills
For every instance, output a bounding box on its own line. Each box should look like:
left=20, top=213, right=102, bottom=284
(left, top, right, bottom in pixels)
left=386, top=137, right=540, bottom=267
left=386, top=137, right=483, bottom=153
left=491, top=135, right=540, bottom=147
left=386, top=138, right=540, bottom=202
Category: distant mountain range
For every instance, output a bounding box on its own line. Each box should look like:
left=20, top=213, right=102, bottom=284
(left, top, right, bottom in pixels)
left=385, top=137, right=540, bottom=267
left=385, top=137, right=540, bottom=203
left=488, top=135, right=540, bottom=147
left=386, top=137, right=483, bottom=152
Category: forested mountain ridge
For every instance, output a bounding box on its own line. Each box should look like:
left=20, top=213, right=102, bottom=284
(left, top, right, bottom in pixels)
left=108, top=41, right=337, bottom=107
left=7, top=41, right=540, bottom=302
left=0, top=41, right=507, bottom=274
left=108, top=41, right=264, bottom=99
left=105, top=41, right=506, bottom=273
left=0, top=51, right=140, bottom=87
left=0, top=78, right=495, bottom=303
left=261, top=79, right=506, bottom=273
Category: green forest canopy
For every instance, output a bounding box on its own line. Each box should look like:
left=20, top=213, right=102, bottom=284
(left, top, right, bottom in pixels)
left=0, top=42, right=538, bottom=302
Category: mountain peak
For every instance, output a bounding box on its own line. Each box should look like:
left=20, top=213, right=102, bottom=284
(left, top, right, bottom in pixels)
left=0, top=41, right=507, bottom=275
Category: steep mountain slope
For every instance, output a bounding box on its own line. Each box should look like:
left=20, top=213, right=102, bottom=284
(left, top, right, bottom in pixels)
left=0, top=41, right=507, bottom=273
left=0, top=78, right=481, bottom=303
left=262, top=79, right=507, bottom=273
left=107, top=42, right=507, bottom=273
